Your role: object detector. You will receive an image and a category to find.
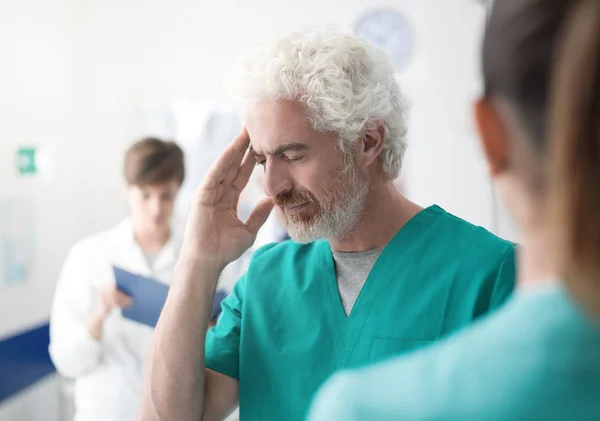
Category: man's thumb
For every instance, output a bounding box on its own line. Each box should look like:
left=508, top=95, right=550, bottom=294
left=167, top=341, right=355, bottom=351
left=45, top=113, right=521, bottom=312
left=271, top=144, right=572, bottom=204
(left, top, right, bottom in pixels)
left=246, top=197, right=274, bottom=236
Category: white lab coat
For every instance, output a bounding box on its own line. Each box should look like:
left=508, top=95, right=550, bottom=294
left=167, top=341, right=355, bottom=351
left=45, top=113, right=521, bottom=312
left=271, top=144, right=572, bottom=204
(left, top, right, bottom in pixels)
left=49, top=218, right=182, bottom=421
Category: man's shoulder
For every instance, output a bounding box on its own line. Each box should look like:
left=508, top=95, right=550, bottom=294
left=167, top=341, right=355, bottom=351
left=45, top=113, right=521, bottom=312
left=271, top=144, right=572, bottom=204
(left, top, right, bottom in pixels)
left=436, top=208, right=517, bottom=301
left=429, top=205, right=515, bottom=261
left=421, top=206, right=517, bottom=304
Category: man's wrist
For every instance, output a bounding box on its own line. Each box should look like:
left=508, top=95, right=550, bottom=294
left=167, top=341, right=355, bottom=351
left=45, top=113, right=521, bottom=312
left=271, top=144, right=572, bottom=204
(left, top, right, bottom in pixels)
left=177, top=256, right=227, bottom=276
left=172, top=257, right=226, bottom=298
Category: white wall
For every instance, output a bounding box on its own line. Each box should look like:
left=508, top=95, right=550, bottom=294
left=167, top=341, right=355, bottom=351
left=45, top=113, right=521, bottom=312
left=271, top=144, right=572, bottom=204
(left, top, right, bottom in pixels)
left=0, top=1, right=77, bottom=418
left=0, top=0, right=77, bottom=338
left=0, top=0, right=497, bottom=419
left=403, top=0, right=493, bottom=228
left=68, top=0, right=493, bottom=225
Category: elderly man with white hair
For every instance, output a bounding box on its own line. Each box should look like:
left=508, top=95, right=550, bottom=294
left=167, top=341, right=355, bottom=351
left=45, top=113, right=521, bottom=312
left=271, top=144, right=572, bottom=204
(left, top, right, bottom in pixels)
left=139, top=26, right=516, bottom=421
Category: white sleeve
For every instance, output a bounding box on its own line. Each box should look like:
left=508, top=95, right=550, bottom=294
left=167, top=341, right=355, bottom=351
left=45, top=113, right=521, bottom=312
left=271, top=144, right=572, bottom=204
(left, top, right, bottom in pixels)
left=49, top=243, right=103, bottom=378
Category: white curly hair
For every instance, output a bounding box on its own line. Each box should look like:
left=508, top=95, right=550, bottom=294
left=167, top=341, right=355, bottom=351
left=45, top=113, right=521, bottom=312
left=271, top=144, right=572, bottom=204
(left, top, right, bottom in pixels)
left=229, top=25, right=409, bottom=178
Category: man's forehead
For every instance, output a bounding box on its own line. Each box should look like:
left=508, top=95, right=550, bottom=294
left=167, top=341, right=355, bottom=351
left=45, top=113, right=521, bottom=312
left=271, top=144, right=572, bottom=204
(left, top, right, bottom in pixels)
left=243, top=99, right=315, bottom=151
left=249, top=141, right=310, bottom=156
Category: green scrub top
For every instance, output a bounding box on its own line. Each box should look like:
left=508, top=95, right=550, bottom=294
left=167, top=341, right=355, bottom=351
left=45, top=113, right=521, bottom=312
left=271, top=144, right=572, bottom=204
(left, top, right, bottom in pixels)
left=205, top=205, right=516, bottom=421
left=308, top=284, right=600, bottom=421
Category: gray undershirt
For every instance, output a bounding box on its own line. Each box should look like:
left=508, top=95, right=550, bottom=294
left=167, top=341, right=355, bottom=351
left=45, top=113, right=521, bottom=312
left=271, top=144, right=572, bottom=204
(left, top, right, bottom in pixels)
left=332, top=247, right=384, bottom=316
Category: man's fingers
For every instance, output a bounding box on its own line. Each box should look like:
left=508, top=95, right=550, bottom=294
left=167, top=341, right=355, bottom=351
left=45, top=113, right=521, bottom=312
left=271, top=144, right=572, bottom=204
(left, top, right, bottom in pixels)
left=202, top=128, right=250, bottom=189
left=232, top=149, right=257, bottom=193
left=246, top=197, right=274, bottom=236
left=223, top=128, right=251, bottom=185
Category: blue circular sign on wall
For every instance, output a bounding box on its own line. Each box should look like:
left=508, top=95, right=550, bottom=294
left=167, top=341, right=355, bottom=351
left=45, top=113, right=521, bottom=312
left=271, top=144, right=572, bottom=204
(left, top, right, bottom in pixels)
left=354, top=8, right=416, bottom=72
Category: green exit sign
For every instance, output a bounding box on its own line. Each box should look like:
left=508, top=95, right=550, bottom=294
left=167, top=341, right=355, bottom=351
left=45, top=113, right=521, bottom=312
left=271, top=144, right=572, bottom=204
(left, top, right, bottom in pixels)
left=17, top=147, right=37, bottom=175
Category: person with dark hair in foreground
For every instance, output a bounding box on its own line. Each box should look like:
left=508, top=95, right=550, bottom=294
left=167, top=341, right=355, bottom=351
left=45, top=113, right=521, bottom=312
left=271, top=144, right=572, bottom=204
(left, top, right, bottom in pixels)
left=308, top=1, right=600, bottom=420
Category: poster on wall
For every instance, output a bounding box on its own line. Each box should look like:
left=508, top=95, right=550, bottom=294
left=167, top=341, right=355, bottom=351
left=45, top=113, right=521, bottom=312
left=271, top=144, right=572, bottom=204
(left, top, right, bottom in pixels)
left=0, top=198, right=35, bottom=287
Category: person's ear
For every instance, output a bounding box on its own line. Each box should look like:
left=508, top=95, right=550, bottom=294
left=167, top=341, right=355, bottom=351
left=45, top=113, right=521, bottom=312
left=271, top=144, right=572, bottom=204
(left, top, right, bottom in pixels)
left=359, top=121, right=386, bottom=168
left=474, top=98, right=510, bottom=176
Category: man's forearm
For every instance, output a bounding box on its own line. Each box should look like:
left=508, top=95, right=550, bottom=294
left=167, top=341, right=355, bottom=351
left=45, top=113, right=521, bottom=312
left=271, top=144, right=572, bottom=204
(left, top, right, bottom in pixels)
left=139, top=259, right=223, bottom=421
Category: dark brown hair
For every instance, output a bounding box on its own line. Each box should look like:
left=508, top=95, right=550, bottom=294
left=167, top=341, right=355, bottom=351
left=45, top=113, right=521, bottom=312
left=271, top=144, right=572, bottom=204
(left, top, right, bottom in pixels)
left=484, top=0, right=600, bottom=314
left=124, top=137, right=185, bottom=186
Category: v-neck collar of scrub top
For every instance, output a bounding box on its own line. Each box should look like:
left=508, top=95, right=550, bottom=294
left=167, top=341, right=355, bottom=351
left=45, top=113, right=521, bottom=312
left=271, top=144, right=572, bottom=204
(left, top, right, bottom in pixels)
left=315, top=205, right=441, bottom=365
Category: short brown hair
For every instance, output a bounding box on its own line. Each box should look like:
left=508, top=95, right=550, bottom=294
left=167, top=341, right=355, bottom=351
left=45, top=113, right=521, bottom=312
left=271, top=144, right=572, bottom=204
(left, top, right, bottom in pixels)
left=124, top=137, right=185, bottom=186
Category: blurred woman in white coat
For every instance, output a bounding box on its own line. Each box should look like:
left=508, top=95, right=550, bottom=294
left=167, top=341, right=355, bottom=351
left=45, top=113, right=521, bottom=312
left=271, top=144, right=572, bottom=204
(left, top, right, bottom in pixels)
left=49, top=137, right=185, bottom=421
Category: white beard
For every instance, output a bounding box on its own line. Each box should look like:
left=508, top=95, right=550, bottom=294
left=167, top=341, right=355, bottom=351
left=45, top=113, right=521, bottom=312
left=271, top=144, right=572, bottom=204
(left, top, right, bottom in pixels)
left=286, top=162, right=369, bottom=244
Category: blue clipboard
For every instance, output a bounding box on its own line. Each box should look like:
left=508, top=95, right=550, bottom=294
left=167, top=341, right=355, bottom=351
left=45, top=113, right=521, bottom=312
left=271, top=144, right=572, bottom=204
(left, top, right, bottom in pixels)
left=112, top=266, right=169, bottom=328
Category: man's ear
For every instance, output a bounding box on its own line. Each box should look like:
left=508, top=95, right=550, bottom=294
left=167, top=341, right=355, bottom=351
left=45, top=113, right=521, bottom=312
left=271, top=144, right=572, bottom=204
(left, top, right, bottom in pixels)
left=359, top=122, right=386, bottom=168
left=474, top=97, right=510, bottom=176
